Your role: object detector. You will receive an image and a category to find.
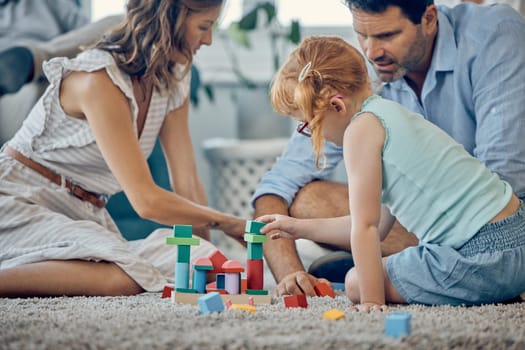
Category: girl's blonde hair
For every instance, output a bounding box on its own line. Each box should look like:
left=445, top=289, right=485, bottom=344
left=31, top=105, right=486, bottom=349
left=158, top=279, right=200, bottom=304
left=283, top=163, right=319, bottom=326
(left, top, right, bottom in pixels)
left=270, top=36, right=368, bottom=167
left=95, top=0, right=223, bottom=92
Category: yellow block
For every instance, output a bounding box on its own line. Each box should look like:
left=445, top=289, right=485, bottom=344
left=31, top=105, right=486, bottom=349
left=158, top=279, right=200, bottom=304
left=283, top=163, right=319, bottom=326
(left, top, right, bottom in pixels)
left=230, top=304, right=257, bottom=313
left=323, top=308, right=345, bottom=320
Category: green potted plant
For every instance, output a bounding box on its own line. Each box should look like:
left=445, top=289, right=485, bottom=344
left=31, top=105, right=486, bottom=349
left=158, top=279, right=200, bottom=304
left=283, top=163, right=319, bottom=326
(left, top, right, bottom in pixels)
left=224, top=1, right=301, bottom=88
left=222, top=1, right=301, bottom=139
left=191, top=1, right=301, bottom=108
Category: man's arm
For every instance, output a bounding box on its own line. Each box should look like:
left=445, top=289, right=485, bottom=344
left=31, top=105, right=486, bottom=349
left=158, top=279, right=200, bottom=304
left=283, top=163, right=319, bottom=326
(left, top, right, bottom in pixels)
left=32, top=14, right=124, bottom=81
left=252, top=131, right=343, bottom=295
left=470, top=11, right=525, bottom=199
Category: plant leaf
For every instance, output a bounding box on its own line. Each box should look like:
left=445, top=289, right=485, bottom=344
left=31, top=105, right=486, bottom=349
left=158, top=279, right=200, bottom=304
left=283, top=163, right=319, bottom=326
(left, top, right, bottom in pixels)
left=227, top=23, right=251, bottom=48
left=257, top=2, right=276, bottom=26
left=288, top=20, right=301, bottom=44
left=238, top=7, right=258, bottom=30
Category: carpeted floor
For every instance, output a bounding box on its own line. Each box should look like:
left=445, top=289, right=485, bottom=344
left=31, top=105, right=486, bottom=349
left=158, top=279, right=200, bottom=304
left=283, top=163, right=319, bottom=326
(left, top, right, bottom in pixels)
left=1, top=292, right=525, bottom=350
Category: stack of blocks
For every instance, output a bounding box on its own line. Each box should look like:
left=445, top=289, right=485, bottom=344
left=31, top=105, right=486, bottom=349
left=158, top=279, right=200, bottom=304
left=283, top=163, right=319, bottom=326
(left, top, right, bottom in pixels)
left=166, top=225, right=200, bottom=293
left=165, top=222, right=271, bottom=308
left=244, top=220, right=268, bottom=296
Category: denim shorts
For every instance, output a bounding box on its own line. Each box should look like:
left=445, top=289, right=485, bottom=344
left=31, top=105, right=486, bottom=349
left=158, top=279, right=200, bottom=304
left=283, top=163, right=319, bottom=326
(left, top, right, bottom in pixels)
left=386, top=201, right=525, bottom=306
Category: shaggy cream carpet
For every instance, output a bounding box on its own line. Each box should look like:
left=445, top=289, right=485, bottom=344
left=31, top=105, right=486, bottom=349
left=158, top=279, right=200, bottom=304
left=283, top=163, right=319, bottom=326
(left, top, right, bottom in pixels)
left=1, top=292, right=524, bottom=349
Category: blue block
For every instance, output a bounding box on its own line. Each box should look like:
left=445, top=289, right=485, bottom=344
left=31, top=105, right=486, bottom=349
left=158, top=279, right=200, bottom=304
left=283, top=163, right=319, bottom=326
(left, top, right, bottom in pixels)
left=216, top=274, right=225, bottom=289
left=193, top=269, right=207, bottom=294
left=198, top=292, right=224, bottom=314
left=385, top=312, right=412, bottom=338
left=175, top=262, right=190, bottom=289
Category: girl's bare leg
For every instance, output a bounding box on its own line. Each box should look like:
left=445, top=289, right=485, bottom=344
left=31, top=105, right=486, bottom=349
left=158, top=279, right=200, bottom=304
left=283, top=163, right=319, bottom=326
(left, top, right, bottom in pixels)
left=344, top=258, right=407, bottom=304
left=0, top=260, right=144, bottom=297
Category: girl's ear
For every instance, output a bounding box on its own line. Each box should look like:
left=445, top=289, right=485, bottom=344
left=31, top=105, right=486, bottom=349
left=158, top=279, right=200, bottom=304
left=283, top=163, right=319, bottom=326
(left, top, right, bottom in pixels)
left=330, top=95, right=346, bottom=114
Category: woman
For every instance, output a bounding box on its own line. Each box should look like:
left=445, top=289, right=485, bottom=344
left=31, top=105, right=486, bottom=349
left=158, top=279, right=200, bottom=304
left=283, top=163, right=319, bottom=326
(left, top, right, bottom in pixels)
left=0, top=0, right=246, bottom=297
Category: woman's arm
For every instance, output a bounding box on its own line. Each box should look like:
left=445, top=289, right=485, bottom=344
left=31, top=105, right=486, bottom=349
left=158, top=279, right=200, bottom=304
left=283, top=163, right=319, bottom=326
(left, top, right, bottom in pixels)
left=344, top=113, right=386, bottom=310
left=60, top=70, right=246, bottom=240
left=159, top=98, right=211, bottom=239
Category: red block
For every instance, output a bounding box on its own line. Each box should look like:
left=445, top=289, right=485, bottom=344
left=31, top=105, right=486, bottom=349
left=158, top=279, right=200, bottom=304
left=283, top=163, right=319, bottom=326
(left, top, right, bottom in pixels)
left=246, top=259, right=264, bottom=290
left=161, top=284, right=174, bottom=299
left=314, top=282, right=335, bottom=298
left=208, top=250, right=228, bottom=273
left=284, top=294, right=308, bottom=308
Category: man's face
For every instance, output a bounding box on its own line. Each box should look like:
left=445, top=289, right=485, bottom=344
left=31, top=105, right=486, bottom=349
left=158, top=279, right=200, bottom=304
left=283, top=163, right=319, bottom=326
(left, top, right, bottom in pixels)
left=352, top=5, right=433, bottom=82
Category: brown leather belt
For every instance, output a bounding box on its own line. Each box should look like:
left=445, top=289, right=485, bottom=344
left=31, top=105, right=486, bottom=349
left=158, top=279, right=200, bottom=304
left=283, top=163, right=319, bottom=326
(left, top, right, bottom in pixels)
left=3, top=146, right=107, bottom=208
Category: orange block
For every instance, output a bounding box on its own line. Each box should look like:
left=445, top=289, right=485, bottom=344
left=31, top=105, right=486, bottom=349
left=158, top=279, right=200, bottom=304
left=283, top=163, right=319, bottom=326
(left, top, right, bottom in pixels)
left=314, top=282, right=335, bottom=298
left=284, top=294, right=308, bottom=308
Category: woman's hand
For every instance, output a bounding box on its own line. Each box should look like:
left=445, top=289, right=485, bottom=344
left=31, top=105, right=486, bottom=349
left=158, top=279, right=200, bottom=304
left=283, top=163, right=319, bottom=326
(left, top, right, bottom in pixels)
left=256, top=214, right=303, bottom=240
left=218, top=216, right=249, bottom=246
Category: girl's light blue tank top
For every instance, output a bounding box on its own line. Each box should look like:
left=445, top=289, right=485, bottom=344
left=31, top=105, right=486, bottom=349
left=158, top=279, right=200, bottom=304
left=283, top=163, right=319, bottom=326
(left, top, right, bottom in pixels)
left=353, top=95, right=512, bottom=248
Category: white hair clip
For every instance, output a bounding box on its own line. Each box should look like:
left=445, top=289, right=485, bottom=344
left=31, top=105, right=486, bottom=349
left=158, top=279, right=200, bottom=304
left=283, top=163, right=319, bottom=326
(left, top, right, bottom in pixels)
left=298, top=61, right=312, bottom=82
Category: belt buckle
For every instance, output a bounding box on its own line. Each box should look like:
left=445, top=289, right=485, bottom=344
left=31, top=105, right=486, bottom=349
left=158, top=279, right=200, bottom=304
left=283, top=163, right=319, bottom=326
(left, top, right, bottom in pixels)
left=69, top=182, right=85, bottom=201
left=69, top=182, right=108, bottom=207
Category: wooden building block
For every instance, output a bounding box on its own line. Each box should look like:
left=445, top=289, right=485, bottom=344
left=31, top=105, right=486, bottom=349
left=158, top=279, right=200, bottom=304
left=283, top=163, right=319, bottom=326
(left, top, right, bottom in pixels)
left=245, top=220, right=266, bottom=234
left=246, top=259, right=264, bottom=290
left=197, top=292, right=224, bottom=314
left=283, top=294, right=308, bottom=308
left=161, top=284, right=174, bottom=299
left=323, top=308, right=345, bottom=320
left=173, top=291, right=272, bottom=305
left=314, top=282, right=335, bottom=298
left=385, top=312, right=412, bottom=338
left=208, top=250, right=228, bottom=273
left=173, top=225, right=193, bottom=238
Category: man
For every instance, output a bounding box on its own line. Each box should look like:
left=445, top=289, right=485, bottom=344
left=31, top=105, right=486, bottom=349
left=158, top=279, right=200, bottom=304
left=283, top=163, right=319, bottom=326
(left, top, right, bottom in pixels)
left=253, top=0, right=525, bottom=296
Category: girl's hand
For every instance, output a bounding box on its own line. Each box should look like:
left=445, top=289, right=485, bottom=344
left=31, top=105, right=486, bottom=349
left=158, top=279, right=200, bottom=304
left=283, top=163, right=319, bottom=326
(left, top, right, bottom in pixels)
left=351, top=302, right=388, bottom=313
left=256, top=214, right=302, bottom=240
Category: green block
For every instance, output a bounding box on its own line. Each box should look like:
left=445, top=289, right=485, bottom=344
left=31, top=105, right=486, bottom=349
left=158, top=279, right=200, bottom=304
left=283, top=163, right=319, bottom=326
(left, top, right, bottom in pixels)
left=175, top=288, right=197, bottom=293
left=166, top=237, right=200, bottom=246
left=247, top=243, right=263, bottom=260
left=177, top=245, right=190, bottom=263
left=245, top=220, right=266, bottom=234
left=244, top=233, right=267, bottom=244
left=173, top=225, right=193, bottom=238
left=246, top=289, right=269, bottom=295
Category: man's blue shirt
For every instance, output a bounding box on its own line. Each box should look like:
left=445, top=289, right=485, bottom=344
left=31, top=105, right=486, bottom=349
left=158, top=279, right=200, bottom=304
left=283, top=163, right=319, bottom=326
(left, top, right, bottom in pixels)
left=252, top=3, right=525, bottom=206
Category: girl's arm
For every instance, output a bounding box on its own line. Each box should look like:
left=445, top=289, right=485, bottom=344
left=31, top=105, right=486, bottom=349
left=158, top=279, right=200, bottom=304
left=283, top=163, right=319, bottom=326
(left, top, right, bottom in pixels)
left=60, top=70, right=246, bottom=240
left=344, top=112, right=386, bottom=310
left=258, top=214, right=352, bottom=248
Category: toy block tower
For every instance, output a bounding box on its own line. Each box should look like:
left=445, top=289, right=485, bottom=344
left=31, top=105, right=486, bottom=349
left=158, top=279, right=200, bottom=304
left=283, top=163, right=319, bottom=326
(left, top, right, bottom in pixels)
left=166, top=224, right=200, bottom=292
left=244, top=220, right=267, bottom=294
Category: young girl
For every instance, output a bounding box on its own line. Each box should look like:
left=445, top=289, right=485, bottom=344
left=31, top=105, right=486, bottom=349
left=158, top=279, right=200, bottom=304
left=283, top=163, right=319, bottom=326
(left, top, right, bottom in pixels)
left=258, top=36, right=525, bottom=310
left=0, top=0, right=247, bottom=297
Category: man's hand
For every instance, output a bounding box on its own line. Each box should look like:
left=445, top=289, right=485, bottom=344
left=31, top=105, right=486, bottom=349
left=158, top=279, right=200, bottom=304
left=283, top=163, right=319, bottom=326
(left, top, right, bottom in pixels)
left=273, top=271, right=331, bottom=296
